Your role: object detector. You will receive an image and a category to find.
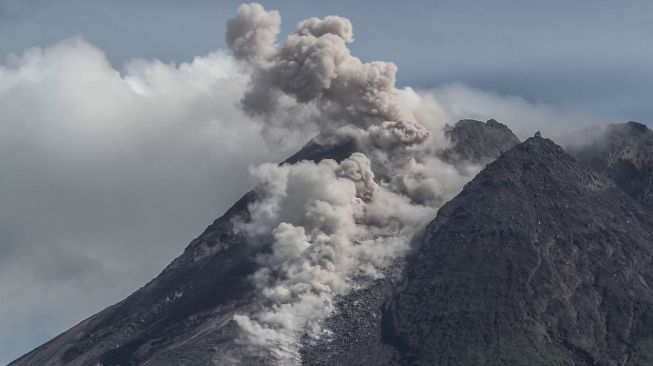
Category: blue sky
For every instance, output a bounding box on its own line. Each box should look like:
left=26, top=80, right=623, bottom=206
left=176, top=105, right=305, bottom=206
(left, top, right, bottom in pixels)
left=1, top=1, right=652, bottom=363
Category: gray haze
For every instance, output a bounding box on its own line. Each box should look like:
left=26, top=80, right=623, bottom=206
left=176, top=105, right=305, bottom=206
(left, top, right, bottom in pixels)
left=0, top=0, right=651, bottom=363
left=2, top=0, right=652, bottom=121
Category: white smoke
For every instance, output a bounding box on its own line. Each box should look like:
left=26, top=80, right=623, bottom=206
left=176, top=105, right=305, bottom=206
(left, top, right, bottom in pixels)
left=225, top=4, right=483, bottom=363
left=233, top=153, right=434, bottom=362
left=425, top=82, right=610, bottom=141
left=227, top=3, right=428, bottom=152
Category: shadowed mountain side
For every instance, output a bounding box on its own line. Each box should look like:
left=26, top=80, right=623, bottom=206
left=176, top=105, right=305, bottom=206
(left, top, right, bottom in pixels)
left=383, top=136, right=653, bottom=366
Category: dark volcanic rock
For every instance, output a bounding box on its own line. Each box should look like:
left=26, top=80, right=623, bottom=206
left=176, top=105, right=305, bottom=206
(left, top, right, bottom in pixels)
left=299, top=259, right=402, bottom=366
left=572, top=121, right=653, bottom=207
left=440, top=119, right=520, bottom=165
left=383, top=136, right=653, bottom=366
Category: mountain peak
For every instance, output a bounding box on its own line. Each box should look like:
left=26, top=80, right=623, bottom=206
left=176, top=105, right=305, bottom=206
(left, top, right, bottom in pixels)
left=473, top=134, right=609, bottom=194
left=625, top=120, right=650, bottom=133
left=383, top=137, right=653, bottom=365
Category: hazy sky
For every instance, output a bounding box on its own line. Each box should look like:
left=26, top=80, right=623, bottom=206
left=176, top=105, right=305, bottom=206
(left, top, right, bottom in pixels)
left=1, top=0, right=651, bottom=363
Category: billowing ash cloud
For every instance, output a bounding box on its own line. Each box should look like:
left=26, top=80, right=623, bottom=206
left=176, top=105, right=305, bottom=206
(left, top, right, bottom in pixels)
left=225, top=3, right=482, bottom=363
left=227, top=2, right=428, bottom=153
left=232, top=153, right=433, bottom=362
left=226, top=3, right=281, bottom=63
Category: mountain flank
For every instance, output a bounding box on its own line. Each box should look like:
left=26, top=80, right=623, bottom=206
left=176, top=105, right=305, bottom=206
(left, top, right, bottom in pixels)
left=383, top=135, right=653, bottom=366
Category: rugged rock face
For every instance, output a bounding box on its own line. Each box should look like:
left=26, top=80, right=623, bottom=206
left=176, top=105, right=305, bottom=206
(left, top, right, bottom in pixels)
left=383, top=136, right=653, bottom=366
left=572, top=121, right=653, bottom=207
left=440, top=119, right=520, bottom=165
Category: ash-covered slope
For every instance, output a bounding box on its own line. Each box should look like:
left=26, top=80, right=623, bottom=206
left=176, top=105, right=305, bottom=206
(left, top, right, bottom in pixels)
left=383, top=135, right=653, bottom=366
left=572, top=121, right=653, bottom=207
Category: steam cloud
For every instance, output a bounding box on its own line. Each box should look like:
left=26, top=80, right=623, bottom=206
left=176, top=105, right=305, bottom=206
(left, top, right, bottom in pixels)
left=225, top=3, right=482, bottom=363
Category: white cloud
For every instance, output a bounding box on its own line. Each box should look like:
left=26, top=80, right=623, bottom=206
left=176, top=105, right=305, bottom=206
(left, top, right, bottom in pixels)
left=423, top=82, right=611, bottom=141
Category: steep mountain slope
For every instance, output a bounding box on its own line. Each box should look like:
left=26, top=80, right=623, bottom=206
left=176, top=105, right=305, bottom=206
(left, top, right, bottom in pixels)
left=383, top=135, right=653, bottom=366
left=572, top=121, right=653, bottom=207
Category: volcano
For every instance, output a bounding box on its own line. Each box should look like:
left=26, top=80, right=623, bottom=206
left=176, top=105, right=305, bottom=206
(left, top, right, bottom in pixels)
left=11, top=120, right=653, bottom=366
